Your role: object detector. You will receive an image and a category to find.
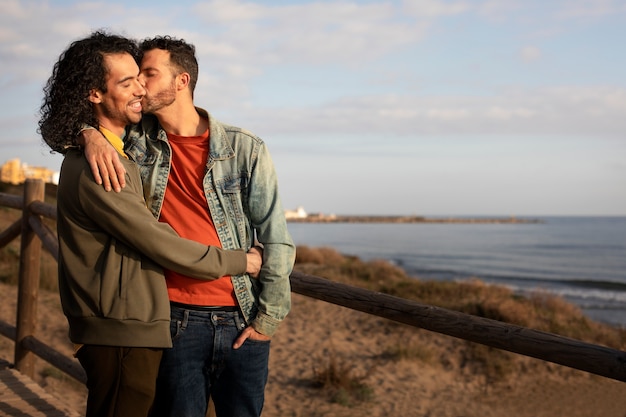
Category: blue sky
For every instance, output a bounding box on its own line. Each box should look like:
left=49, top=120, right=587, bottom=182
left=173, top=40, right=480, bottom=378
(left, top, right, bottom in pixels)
left=1, top=0, right=625, bottom=216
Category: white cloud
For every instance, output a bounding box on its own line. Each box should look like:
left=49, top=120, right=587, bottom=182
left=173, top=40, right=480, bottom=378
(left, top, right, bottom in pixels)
left=401, top=0, right=471, bottom=17
left=233, top=86, right=626, bottom=137
left=485, top=106, right=534, bottom=120
left=520, top=45, right=541, bottom=63
left=192, top=0, right=425, bottom=66
left=1, top=0, right=41, bottom=18
left=426, top=108, right=470, bottom=121
left=193, top=0, right=267, bottom=22
left=556, top=0, right=626, bottom=19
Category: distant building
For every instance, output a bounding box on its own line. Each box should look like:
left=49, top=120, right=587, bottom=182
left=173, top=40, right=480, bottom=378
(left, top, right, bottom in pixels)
left=0, top=158, right=59, bottom=185
left=285, top=206, right=308, bottom=219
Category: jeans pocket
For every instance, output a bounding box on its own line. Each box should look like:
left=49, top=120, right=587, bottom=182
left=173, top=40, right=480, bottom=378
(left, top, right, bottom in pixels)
left=170, top=319, right=182, bottom=341
left=170, top=310, right=190, bottom=342
left=244, top=338, right=271, bottom=347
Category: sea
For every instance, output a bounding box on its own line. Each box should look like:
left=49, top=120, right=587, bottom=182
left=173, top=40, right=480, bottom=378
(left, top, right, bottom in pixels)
left=287, top=216, right=626, bottom=328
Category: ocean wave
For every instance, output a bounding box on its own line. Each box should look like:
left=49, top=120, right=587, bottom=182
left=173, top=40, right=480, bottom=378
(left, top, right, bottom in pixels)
left=401, top=267, right=626, bottom=304
left=531, top=287, right=626, bottom=304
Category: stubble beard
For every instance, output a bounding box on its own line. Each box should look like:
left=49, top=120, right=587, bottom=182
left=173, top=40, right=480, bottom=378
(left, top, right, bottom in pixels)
left=142, top=82, right=176, bottom=115
left=100, top=101, right=139, bottom=129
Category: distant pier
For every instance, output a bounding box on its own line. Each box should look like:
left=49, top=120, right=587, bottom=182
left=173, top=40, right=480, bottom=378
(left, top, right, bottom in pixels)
left=287, top=215, right=542, bottom=224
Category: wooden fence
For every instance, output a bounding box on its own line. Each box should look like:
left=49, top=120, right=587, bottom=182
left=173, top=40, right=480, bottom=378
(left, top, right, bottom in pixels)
left=1, top=179, right=625, bottom=385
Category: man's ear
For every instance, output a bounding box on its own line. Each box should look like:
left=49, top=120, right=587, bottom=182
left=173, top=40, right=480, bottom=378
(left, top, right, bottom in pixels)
left=177, top=72, right=190, bottom=91
left=88, top=89, right=103, bottom=104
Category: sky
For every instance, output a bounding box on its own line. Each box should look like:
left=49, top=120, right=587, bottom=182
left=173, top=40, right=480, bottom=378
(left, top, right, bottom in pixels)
left=1, top=0, right=625, bottom=216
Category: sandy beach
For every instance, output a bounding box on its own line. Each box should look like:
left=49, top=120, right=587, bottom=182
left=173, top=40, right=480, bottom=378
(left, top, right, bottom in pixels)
left=1, top=280, right=625, bottom=417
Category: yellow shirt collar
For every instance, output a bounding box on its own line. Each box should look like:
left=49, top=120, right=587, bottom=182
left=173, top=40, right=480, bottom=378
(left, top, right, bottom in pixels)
left=99, top=126, right=128, bottom=159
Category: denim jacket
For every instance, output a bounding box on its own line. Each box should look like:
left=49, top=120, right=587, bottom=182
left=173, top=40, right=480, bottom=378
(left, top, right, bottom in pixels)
left=124, top=108, right=295, bottom=336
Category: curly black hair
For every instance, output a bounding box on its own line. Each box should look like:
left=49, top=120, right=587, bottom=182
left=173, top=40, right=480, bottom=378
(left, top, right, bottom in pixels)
left=139, top=36, right=199, bottom=96
left=38, top=30, right=140, bottom=154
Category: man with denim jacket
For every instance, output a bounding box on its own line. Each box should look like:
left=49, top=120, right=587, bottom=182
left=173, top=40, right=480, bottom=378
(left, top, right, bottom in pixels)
left=83, top=35, right=295, bottom=417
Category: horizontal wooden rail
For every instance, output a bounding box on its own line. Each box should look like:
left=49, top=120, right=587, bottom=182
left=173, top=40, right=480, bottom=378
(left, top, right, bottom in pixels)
left=290, top=271, right=626, bottom=382
left=20, top=336, right=86, bottom=384
left=28, top=216, right=58, bottom=262
left=0, top=193, right=22, bottom=210
left=0, top=219, right=21, bottom=248
left=0, top=319, right=16, bottom=341
left=30, top=200, right=57, bottom=221
left=0, top=320, right=86, bottom=383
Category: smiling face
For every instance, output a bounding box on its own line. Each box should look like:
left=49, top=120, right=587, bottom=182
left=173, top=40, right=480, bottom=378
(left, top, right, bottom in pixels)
left=89, top=52, right=145, bottom=136
left=139, top=48, right=178, bottom=115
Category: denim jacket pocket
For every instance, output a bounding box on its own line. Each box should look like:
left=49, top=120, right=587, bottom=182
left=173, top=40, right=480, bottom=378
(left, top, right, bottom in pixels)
left=214, top=174, right=251, bottom=238
left=216, top=175, right=249, bottom=194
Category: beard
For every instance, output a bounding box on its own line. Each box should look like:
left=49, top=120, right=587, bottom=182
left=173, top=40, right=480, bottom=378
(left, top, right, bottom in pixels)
left=99, top=101, right=141, bottom=127
left=142, top=80, right=176, bottom=114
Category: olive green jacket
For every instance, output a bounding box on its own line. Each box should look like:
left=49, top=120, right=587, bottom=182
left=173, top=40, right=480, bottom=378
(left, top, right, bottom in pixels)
left=56, top=150, right=247, bottom=348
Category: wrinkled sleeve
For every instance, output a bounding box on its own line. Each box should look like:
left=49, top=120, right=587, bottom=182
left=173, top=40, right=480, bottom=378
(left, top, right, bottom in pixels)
left=247, top=141, right=296, bottom=336
left=77, top=164, right=247, bottom=279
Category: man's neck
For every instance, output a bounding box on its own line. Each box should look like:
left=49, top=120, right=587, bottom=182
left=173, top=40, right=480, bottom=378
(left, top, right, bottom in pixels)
left=95, top=115, right=125, bottom=137
left=98, top=124, right=124, bottom=138
left=154, top=99, right=208, bottom=136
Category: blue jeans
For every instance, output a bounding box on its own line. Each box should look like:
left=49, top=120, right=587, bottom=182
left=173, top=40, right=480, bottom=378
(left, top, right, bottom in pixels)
left=150, top=305, right=270, bottom=417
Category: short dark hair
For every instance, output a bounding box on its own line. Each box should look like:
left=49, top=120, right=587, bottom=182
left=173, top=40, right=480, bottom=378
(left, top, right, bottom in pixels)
left=139, top=36, right=199, bottom=96
left=38, top=30, right=139, bottom=153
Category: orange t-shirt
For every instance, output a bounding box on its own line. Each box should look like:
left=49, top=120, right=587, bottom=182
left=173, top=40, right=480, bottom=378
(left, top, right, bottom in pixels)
left=159, top=129, right=237, bottom=306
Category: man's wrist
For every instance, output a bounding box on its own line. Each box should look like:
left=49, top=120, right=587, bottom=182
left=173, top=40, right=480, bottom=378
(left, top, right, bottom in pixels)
left=76, top=124, right=97, bottom=146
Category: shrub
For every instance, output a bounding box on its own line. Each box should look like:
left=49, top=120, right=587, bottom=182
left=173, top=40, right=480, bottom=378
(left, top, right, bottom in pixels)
left=311, top=350, right=375, bottom=407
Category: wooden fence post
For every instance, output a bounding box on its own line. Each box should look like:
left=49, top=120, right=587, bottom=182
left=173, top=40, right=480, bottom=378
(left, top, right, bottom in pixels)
left=14, top=179, right=44, bottom=377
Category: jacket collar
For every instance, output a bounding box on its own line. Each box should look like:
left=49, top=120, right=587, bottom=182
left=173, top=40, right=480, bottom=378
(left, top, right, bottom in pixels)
left=135, top=107, right=235, bottom=161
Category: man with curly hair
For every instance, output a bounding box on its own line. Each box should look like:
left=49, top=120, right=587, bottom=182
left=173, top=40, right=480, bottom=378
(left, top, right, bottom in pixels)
left=82, top=35, right=295, bottom=417
left=39, top=31, right=263, bottom=417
